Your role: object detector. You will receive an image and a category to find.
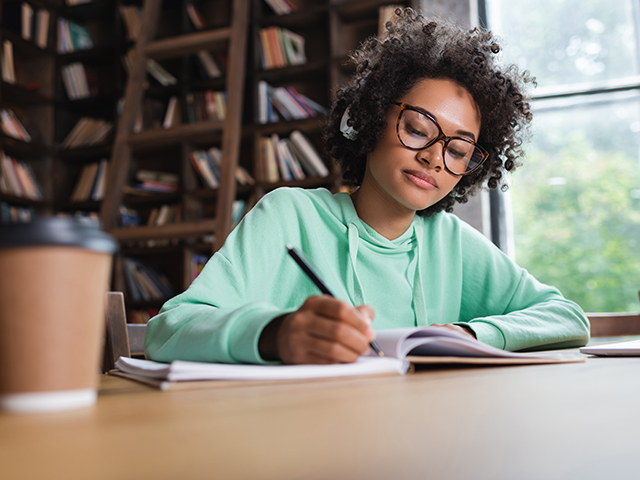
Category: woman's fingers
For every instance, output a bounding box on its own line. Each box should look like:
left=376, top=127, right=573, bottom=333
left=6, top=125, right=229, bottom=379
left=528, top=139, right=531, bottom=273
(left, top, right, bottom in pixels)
left=276, top=296, right=376, bottom=364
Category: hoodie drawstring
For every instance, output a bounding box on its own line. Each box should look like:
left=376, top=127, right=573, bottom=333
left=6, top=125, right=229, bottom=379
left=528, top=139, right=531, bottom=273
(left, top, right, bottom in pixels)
left=346, top=221, right=428, bottom=327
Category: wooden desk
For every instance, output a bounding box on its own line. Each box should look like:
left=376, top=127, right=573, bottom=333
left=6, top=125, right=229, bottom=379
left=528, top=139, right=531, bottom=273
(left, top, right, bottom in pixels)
left=2, top=355, right=640, bottom=480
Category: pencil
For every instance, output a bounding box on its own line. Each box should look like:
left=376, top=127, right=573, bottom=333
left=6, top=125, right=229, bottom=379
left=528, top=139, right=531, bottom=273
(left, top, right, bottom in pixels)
left=286, top=245, right=385, bottom=357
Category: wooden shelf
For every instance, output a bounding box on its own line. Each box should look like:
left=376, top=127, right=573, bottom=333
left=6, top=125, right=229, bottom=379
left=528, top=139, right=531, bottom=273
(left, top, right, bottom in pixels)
left=110, top=220, right=217, bottom=242
left=250, top=116, right=325, bottom=135
left=1, top=82, right=53, bottom=105
left=0, top=193, right=46, bottom=207
left=0, top=135, right=51, bottom=156
left=145, top=28, right=232, bottom=60
left=57, top=144, right=112, bottom=161
left=128, top=120, right=225, bottom=149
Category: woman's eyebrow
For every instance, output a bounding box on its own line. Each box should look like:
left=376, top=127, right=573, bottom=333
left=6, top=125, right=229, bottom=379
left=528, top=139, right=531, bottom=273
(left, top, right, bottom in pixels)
left=417, top=107, right=477, bottom=141
left=455, top=129, right=476, bottom=141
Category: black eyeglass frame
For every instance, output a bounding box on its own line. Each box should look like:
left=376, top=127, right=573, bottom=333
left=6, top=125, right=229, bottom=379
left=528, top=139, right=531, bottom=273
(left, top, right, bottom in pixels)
left=392, top=102, right=489, bottom=176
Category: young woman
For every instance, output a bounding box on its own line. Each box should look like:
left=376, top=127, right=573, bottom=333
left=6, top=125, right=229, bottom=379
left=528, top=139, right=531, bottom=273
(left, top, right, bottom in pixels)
left=145, top=9, right=589, bottom=365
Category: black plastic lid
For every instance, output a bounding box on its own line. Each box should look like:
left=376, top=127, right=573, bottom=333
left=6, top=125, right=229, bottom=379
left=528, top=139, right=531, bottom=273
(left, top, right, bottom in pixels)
left=0, top=217, right=118, bottom=254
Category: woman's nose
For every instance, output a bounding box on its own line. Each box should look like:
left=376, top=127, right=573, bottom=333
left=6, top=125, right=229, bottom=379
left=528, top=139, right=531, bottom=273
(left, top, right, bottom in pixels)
left=416, top=141, right=445, bottom=172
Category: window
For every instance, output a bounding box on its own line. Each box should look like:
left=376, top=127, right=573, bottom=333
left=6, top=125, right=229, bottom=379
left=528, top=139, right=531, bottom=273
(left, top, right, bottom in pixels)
left=484, top=0, right=640, bottom=312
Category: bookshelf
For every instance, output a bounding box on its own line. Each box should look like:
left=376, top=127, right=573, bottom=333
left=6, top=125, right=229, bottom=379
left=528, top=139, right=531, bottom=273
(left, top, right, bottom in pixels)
left=1, top=0, right=420, bottom=321
left=99, top=0, right=251, bottom=321
left=54, top=0, right=121, bottom=220
left=0, top=0, right=58, bottom=223
left=248, top=0, right=414, bottom=202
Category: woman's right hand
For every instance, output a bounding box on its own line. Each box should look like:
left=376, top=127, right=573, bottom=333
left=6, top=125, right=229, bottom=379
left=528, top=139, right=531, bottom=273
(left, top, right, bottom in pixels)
left=259, top=296, right=376, bottom=365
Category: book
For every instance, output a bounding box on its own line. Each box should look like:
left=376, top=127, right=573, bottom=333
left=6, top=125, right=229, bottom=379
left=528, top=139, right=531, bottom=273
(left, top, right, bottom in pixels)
left=70, top=162, right=99, bottom=202
left=0, top=153, right=42, bottom=199
left=112, top=356, right=408, bottom=390
left=196, top=51, right=222, bottom=78
left=35, top=9, right=50, bottom=49
left=374, top=326, right=585, bottom=365
left=261, top=136, right=279, bottom=182
left=258, top=27, right=306, bottom=70
left=271, top=133, right=292, bottom=180
left=0, top=109, right=32, bottom=142
left=61, top=117, right=113, bottom=149
left=263, top=0, right=297, bottom=16
left=70, top=159, right=107, bottom=202
left=2, top=40, right=16, bottom=84
left=146, top=59, right=177, bottom=86
left=281, top=29, right=306, bottom=66
left=190, top=151, right=219, bottom=188
left=163, top=96, right=180, bottom=129
left=186, top=3, right=206, bottom=30
left=61, top=62, right=98, bottom=99
left=22, top=2, right=34, bottom=41
left=58, top=18, right=93, bottom=53
left=289, top=130, right=329, bottom=177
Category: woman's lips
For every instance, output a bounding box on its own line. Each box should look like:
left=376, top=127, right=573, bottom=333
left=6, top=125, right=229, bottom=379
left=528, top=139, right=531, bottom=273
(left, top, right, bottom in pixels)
left=403, top=170, right=438, bottom=189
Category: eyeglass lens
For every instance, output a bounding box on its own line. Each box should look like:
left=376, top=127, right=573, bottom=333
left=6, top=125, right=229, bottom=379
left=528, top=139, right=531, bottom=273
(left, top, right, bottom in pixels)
left=398, top=108, right=484, bottom=175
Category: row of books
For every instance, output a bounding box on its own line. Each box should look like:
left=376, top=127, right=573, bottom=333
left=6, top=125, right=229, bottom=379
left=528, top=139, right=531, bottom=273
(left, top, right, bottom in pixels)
left=4, top=2, right=50, bottom=49
left=258, top=81, right=326, bottom=124
left=190, top=147, right=255, bottom=189
left=259, top=26, right=306, bottom=70
left=264, top=0, right=297, bottom=15
left=260, top=130, right=329, bottom=183
left=127, top=170, right=179, bottom=195
left=57, top=17, right=93, bottom=54
left=187, top=90, right=227, bottom=123
left=151, top=92, right=226, bottom=130
left=0, top=108, right=31, bottom=142
left=2, top=41, right=16, bottom=84
left=122, top=258, right=175, bottom=302
left=146, top=204, right=181, bottom=227
left=61, top=62, right=98, bottom=100
left=70, top=159, right=107, bottom=202
left=119, top=206, right=140, bottom=227
left=61, top=117, right=113, bottom=149
left=0, top=152, right=43, bottom=200
left=0, top=202, right=34, bottom=223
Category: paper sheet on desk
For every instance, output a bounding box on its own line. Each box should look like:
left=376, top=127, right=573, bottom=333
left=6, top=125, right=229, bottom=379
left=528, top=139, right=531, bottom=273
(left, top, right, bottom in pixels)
left=114, top=356, right=409, bottom=382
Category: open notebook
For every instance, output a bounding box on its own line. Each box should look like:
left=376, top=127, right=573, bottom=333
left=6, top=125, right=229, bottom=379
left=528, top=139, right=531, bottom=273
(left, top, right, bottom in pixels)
left=113, top=356, right=408, bottom=390
left=374, top=326, right=585, bottom=365
left=112, top=326, right=584, bottom=390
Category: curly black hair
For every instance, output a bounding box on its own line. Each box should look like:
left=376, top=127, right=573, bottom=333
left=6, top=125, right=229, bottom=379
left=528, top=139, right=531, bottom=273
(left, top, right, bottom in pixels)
left=324, top=8, right=534, bottom=216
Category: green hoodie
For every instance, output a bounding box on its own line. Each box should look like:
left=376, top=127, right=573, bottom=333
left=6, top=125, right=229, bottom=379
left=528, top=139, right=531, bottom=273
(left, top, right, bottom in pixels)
left=145, top=187, right=589, bottom=364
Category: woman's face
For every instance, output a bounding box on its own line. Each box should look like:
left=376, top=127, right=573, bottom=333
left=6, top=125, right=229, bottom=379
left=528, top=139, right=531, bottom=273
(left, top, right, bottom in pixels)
left=362, top=78, right=481, bottom=215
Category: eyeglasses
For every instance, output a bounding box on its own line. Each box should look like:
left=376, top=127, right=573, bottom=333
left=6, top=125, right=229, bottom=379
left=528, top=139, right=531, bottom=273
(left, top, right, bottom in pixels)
left=393, top=102, right=488, bottom=176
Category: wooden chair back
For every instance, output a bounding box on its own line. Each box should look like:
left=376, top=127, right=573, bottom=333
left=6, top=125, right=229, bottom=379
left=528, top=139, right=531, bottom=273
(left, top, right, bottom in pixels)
left=103, top=292, right=146, bottom=372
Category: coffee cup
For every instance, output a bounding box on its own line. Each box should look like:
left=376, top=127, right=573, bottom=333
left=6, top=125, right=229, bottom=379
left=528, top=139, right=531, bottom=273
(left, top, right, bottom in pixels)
left=0, top=217, right=117, bottom=413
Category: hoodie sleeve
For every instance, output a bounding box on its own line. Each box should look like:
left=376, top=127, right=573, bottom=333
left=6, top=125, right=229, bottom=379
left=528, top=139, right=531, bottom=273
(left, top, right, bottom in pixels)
left=144, top=190, right=304, bottom=365
left=454, top=221, right=590, bottom=351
